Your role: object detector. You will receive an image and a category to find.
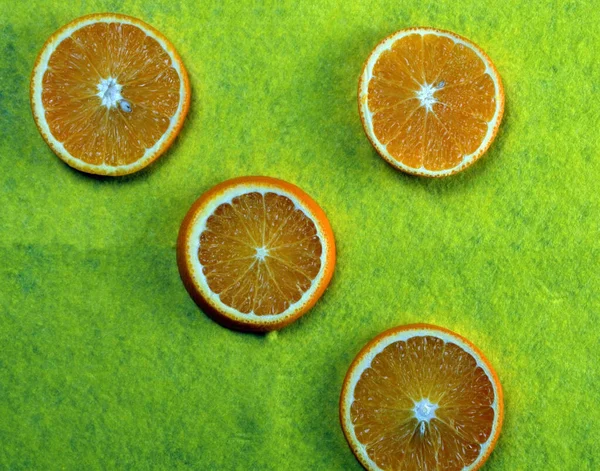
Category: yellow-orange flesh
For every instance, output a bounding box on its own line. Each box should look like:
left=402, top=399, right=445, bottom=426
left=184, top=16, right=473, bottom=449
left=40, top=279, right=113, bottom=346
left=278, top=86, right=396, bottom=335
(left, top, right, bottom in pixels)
left=41, top=21, right=180, bottom=165
left=198, top=192, right=323, bottom=315
left=368, top=33, right=497, bottom=171
left=351, top=336, right=495, bottom=470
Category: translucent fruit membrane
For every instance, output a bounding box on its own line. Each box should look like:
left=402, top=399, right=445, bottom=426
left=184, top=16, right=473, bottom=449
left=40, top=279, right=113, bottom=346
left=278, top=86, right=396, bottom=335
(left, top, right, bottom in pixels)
left=368, top=34, right=497, bottom=171
left=42, top=22, right=180, bottom=165
left=198, top=192, right=323, bottom=315
left=351, top=336, right=495, bottom=471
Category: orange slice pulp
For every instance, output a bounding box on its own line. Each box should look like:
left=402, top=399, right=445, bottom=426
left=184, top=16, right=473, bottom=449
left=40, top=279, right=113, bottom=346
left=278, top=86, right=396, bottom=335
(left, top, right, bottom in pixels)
left=177, top=177, right=336, bottom=332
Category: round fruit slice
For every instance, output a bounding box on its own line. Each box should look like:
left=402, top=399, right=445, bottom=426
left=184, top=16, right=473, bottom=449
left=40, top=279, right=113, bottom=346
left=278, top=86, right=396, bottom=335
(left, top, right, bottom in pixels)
left=30, top=13, right=190, bottom=176
left=340, top=324, right=503, bottom=471
left=359, top=27, right=504, bottom=177
left=177, top=176, right=336, bottom=332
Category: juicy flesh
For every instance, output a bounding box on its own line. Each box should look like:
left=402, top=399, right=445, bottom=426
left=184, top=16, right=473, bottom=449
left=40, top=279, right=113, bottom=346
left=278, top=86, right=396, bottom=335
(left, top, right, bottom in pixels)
left=41, top=21, right=181, bottom=166
left=368, top=33, right=497, bottom=171
left=350, top=336, right=495, bottom=471
left=198, top=192, right=323, bottom=315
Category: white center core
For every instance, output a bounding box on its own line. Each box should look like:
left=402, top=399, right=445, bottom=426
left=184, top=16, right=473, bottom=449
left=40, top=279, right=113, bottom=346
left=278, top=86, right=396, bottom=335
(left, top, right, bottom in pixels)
left=97, top=77, right=123, bottom=109
left=255, top=246, right=269, bottom=261
left=413, top=398, right=438, bottom=424
left=415, top=83, right=439, bottom=112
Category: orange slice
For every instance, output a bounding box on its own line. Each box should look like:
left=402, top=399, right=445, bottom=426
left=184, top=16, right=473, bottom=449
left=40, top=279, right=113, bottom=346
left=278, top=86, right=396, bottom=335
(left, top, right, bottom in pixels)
left=359, top=28, right=504, bottom=177
left=177, top=177, right=336, bottom=332
left=30, top=13, right=190, bottom=176
left=340, top=324, right=503, bottom=471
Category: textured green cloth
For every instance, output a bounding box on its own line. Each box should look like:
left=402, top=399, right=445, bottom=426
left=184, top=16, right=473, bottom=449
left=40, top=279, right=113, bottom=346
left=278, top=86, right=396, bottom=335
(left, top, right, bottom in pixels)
left=1, top=0, right=599, bottom=469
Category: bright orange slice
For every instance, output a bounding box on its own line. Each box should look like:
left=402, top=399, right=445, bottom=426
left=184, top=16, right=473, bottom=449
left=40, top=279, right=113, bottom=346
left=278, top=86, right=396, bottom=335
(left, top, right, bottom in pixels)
left=177, top=176, right=336, bottom=332
left=30, top=13, right=190, bottom=176
left=359, top=28, right=504, bottom=177
left=340, top=324, right=503, bottom=471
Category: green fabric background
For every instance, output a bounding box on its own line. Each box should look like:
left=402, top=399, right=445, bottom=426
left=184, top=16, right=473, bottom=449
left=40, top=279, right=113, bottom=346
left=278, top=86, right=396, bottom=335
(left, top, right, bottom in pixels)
left=1, top=0, right=599, bottom=469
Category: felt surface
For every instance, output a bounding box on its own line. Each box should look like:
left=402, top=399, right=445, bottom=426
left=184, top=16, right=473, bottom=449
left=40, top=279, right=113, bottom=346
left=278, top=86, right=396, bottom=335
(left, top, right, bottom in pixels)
left=1, top=0, right=599, bottom=469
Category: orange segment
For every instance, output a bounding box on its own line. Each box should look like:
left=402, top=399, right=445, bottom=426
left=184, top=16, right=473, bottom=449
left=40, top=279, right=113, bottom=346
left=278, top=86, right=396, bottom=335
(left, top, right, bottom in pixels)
left=386, top=106, right=428, bottom=169
left=341, top=324, right=503, bottom=471
left=389, top=33, right=425, bottom=82
left=359, top=28, right=504, bottom=176
left=440, top=43, right=487, bottom=86
left=177, top=177, right=336, bottom=332
left=432, top=104, right=489, bottom=155
left=30, top=13, right=190, bottom=176
left=423, top=34, right=455, bottom=83
left=368, top=79, right=416, bottom=113
left=435, top=74, right=497, bottom=121
left=423, top=113, right=463, bottom=170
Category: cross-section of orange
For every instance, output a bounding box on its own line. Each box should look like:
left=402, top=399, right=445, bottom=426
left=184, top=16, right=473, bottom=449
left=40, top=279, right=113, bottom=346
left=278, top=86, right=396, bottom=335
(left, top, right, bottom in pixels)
left=177, top=177, right=336, bottom=332
left=30, top=13, right=190, bottom=176
left=340, top=324, right=503, bottom=471
left=359, top=28, right=504, bottom=177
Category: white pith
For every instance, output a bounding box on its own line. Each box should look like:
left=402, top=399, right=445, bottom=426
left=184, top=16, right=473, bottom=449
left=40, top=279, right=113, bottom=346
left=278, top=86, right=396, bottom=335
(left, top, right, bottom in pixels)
left=413, top=398, right=438, bottom=424
left=254, top=246, right=269, bottom=261
left=96, top=77, right=123, bottom=109
left=359, top=28, right=503, bottom=176
left=341, top=327, right=502, bottom=471
left=31, top=15, right=188, bottom=175
left=415, top=83, right=439, bottom=112
left=183, top=182, right=332, bottom=327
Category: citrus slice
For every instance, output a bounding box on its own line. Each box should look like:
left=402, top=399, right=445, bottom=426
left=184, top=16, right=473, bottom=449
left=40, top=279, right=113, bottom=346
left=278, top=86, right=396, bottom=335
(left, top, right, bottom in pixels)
left=340, top=324, right=503, bottom=471
left=359, top=27, right=504, bottom=177
left=177, top=176, right=336, bottom=332
left=30, top=13, right=190, bottom=176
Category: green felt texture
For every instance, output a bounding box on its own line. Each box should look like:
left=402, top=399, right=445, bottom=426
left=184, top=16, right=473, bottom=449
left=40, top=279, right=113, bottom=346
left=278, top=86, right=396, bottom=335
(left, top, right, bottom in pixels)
left=1, top=0, right=599, bottom=469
